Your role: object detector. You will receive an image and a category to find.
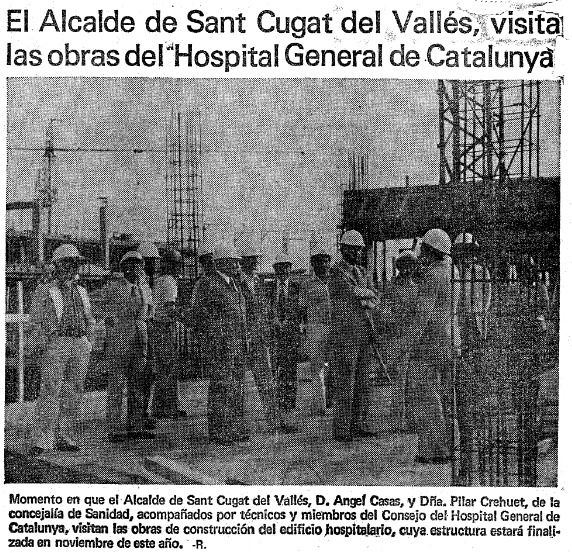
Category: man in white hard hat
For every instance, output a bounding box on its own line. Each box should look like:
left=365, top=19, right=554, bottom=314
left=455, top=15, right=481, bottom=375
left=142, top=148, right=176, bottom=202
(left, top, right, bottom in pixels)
left=103, top=251, right=155, bottom=442
left=386, top=250, right=420, bottom=431
left=196, top=240, right=216, bottom=277
left=237, top=239, right=281, bottom=432
left=299, top=247, right=332, bottom=413
left=329, top=230, right=378, bottom=442
left=190, top=244, right=249, bottom=444
left=152, top=250, right=186, bottom=419
left=268, top=253, right=301, bottom=427
left=28, top=244, right=95, bottom=454
left=136, top=241, right=160, bottom=430
left=387, top=228, right=457, bottom=463
left=137, top=241, right=161, bottom=287
left=452, top=232, right=491, bottom=482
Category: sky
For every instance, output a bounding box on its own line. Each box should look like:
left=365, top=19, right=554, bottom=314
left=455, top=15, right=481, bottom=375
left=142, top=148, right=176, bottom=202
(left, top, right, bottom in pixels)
left=6, top=78, right=560, bottom=247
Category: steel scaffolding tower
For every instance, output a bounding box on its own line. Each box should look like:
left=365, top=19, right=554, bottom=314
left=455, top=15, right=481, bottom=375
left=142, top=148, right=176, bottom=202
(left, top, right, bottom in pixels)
left=438, top=80, right=548, bottom=487
left=438, top=80, right=540, bottom=186
left=34, top=118, right=58, bottom=235
left=165, top=110, right=205, bottom=278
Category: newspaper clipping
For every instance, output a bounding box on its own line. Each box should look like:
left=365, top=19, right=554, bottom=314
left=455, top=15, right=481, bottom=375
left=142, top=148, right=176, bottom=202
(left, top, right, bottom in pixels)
left=1, top=0, right=568, bottom=551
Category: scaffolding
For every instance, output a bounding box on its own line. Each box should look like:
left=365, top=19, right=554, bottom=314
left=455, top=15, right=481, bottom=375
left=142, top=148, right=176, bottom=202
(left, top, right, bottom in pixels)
left=33, top=118, right=58, bottom=235
left=165, top=109, right=205, bottom=279
left=438, top=80, right=553, bottom=487
left=438, top=80, right=540, bottom=186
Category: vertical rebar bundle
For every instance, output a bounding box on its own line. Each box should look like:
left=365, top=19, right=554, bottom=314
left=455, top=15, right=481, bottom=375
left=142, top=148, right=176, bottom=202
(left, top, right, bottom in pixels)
left=165, top=109, right=205, bottom=279
left=439, top=81, right=546, bottom=487
left=438, top=80, right=540, bottom=186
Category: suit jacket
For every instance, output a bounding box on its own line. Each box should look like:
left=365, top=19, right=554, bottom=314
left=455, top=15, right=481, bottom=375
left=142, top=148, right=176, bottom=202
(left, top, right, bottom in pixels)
left=28, top=279, right=95, bottom=349
left=266, top=278, right=301, bottom=340
left=239, top=272, right=267, bottom=349
left=329, top=259, right=375, bottom=339
left=102, top=276, right=153, bottom=354
left=190, top=271, right=247, bottom=375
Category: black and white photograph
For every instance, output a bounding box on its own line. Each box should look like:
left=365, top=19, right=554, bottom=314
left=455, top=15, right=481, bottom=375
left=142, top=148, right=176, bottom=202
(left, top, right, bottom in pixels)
left=5, top=77, right=560, bottom=487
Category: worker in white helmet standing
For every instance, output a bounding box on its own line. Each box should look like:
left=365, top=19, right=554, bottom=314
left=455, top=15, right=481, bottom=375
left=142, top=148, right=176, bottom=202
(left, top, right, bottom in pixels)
left=136, top=242, right=160, bottom=430
left=299, top=246, right=332, bottom=414
left=386, top=250, right=420, bottom=431
left=452, top=232, right=491, bottom=482
left=103, top=251, right=155, bottom=442
left=197, top=241, right=216, bottom=277
left=237, top=239, right=282, bottom=432
left=268, top=252, right=301, bottom=429
left=28, top=244, right=95, bottom=455
left=152, top=250, right=186, bottom=419
left=387, top=229, right=458, bottom=463
left=190, top=244, right=249, bottom=444
left=329, top=230, right=378, bottom=442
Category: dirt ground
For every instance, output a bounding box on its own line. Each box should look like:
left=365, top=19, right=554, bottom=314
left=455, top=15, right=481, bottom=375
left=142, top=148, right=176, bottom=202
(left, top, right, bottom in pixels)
left=4, top=370, right=453, bottom=485
left=4, top=367, right=557, bottom=486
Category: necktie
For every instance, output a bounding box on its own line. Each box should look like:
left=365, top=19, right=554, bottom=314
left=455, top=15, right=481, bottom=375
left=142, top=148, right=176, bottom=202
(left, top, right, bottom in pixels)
left=278, top=284, right=286, bottom=321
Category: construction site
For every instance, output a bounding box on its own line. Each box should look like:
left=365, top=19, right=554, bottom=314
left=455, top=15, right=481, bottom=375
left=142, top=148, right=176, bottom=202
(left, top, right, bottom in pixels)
left=5, top=78, right=559, bottom=486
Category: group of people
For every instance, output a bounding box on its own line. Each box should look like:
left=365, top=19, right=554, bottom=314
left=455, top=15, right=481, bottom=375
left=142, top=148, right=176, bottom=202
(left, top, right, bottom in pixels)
left=26, top=226, right=551, bottom=466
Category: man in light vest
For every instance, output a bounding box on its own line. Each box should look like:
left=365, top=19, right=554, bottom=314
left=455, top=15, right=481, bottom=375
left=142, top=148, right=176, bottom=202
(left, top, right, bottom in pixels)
left=28, top=244, right=95, bottom=455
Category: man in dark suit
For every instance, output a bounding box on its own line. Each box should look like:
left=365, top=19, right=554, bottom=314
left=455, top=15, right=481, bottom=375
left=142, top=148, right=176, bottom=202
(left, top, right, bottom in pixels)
left=268, top=253, right=301, bottom=427
left=329, top=230, right=378, bottom=442
left=190, top=244, right=249, bottom=445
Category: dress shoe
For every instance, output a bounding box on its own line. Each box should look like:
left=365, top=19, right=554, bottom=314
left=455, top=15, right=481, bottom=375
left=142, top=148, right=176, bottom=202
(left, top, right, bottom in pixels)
left=143, top=417, right=157, bottom=430
left=109, top=433, right=128, bottom=443
left=128, top=430, right=156, bottom=440
left=29, top=446, right=48, bottom=456
left=276, top=423, right=297, bottom=434
left=333, top=435, right=354, bottom=443
left=55, top=439, right=80, bottom=452
left=210, top=436, right=235, bottom=446
left=354, top=429, right=378, bottom=439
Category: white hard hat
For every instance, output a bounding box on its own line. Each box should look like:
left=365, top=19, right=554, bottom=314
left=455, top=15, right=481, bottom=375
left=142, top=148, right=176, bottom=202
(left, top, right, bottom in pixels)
left=454, top=233, right=479, bottom=247
left=274, top=252, right=292, bottom=266
left=137, top=241, right=160, bottom=259
left=213, top=244, right=241, bottom=261
left=422, top=229, right=451, bottom=256
left=340, top=230, right=365, bottom=248
left=120, top=250, right=144, bottom=266
left=237, top=239, right=260, bottom=257
left=52, top=244, right=85, bottom=264
left=310, top=247, right=331, bottom=259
